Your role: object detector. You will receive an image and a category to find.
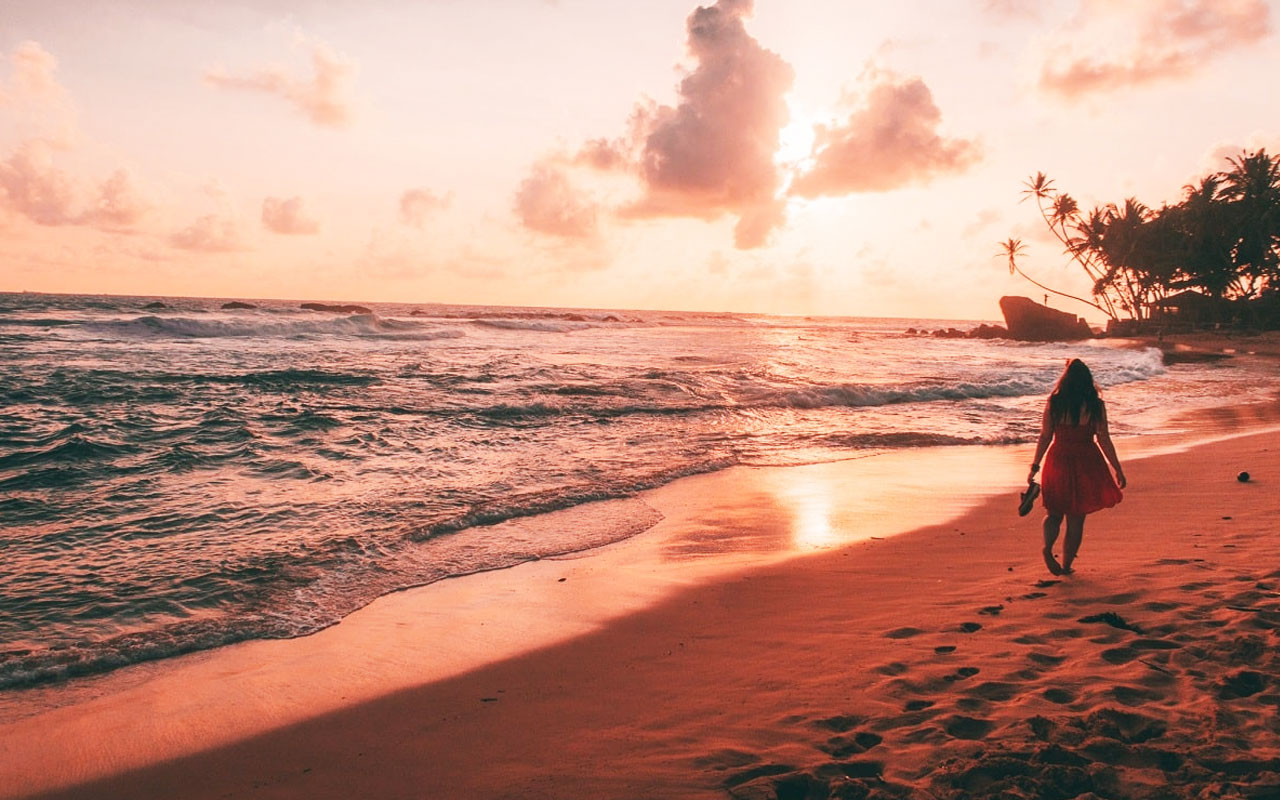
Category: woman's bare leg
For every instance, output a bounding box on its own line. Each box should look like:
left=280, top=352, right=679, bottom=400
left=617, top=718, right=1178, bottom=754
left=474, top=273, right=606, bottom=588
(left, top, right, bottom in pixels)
left=1042, top=513, right=1064, bottom=575
left=1062, top=514, right=1085, bottom=573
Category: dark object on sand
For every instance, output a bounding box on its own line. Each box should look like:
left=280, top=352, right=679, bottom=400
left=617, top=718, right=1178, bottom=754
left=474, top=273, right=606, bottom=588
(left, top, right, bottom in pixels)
left=142, top=301, right=167, bottom=310
left=301, top=302, right=373, bottom=314
left=222, top=301, right=257, bottom=310
left=1237, top=471, right=1251, bottom=483
left=1018, top=481, right=1041, bottom=516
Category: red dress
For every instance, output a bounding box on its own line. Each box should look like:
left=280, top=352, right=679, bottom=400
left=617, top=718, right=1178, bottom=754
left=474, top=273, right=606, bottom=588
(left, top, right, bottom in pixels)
left=1041, top=420, right=1122, bottom=515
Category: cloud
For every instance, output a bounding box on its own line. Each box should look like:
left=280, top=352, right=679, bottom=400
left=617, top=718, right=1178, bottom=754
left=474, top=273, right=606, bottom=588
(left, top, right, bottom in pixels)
left=261, top=195, right=319, bottom=234
left=0, top=41, right=77, bottom=147
left=514, top=161, right=598, bottom=238
left=1040, top=0, right=1270, bottom=98
left=790, top=73, right=980, bottom=197
left=622, top=0, right=794, bottom=248
left=80, top=170, right=149, bottom=229
left=2, top=41, right=63, bottom=102
left=399, top=188, right=450, bottom=228
left=519, top=0, right=793, bottom=249
left=0, top=141, right=147, bottom=229
left=170, top=214, right=246, bottom=252
left=963, top=207, right=1002, bottom=238
left=980, top=0, right=1041, bottom=19
left=0, top=142, right=76, bottom=225
left=205, top=35, right=355, bottom=127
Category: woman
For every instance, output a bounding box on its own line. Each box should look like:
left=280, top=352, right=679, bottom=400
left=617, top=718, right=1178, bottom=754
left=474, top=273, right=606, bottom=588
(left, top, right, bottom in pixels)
left=1029, top=359, right=1126, bottom=575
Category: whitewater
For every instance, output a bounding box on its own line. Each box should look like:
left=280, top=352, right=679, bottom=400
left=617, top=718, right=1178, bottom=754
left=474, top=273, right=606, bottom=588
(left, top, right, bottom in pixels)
left=0, top=292, right=1270, bottom=690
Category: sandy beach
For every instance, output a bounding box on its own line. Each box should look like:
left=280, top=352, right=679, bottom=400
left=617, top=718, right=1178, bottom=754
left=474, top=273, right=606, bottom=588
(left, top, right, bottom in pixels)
left=2, top=421, right=1278, bottom=800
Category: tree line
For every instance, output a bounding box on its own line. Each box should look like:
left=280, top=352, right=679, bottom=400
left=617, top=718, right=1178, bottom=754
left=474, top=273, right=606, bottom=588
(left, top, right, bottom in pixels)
left=1001, top=149, right=1280, bottom=326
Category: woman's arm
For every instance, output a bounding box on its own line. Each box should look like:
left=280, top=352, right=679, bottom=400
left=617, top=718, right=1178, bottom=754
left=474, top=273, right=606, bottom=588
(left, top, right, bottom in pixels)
left=1095, top=404, right=1127, bottom=488
left=1029, top=400, right=1053, bottom=482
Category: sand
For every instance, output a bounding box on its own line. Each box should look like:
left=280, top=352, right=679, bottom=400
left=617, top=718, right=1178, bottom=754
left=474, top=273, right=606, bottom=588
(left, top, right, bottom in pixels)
left=5, top=428, right=1280, bottom=800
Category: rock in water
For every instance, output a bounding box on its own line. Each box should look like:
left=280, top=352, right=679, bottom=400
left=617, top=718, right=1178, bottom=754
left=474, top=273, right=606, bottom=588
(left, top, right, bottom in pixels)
left=142, top=301, right=168, bottom=310
left=222, top=301, right=257, bottom=310
left=999, top=296, right=1093, bottom=341
left=301, top=302, right=373, bottom=314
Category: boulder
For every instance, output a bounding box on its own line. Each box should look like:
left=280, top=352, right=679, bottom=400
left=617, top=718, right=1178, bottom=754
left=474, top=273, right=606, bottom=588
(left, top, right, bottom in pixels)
left=221, top=301, right=257, bottom=310
left=999, top=296, right=1093, bottom=341
left=301, top=302, right=373, bottom=314
left=142, top=301, right=167, bottom=310
left=968, top=323, right=1009, bottom=339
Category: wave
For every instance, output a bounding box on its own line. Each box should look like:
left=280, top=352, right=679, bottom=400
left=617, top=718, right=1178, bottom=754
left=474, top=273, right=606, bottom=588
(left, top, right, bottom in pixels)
left=471, top=318, right=598, bottom=333
left=82, top=313, right=464, bottom=340
left=465, top=352, right=1166, bottom=421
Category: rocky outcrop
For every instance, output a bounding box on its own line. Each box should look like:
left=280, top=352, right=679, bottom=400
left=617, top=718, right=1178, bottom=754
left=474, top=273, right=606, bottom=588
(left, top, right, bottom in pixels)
left=301, top=303, right=373, bottom=314
left=999, top=296, right=1093, bottom=341
left=904, top=323, right=1009, bottom=340
left=222, top=301, right=257, bottom=310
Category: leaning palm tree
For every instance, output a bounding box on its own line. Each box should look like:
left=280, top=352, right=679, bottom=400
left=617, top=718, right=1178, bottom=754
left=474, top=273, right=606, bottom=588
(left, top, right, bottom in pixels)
left=1016, top=173, right=1121, bottom=319
left=998, top=237, right=1111, bottom=315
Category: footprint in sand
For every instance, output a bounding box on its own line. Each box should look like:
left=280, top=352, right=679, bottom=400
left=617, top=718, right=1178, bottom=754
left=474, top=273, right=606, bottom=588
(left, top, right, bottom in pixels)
left=873, top=661, right=910, bottom=676
left=883, top=626, right=924, bottom=639
left=1110, top=685, right=1163, bottom=706
left=942, top=666, right=980, bottom=683
left=1027, top=651, right=1066, bottom=666
left=934, top=645, right=957, bottom=654
left=1042, top=687, right=1076, bottom=704
left=692, top=749, right=759, bottom=771
left=944, top=715, right=995, bottom=740
left=811, top=714, right=865, bottom=733
left=818, top=731, right=883, bottom=758
left=958, top=622, right=982, bottom=633
left=1218, top=670, right=1267, bottom=699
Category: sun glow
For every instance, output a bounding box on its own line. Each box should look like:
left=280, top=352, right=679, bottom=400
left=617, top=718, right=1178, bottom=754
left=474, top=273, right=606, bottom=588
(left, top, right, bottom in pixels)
left=775, top=117, right=817, bottom=168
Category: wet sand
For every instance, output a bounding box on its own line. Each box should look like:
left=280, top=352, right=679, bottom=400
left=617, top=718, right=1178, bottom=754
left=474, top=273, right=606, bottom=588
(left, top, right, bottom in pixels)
left=5, top=429, right=1280, bottom=799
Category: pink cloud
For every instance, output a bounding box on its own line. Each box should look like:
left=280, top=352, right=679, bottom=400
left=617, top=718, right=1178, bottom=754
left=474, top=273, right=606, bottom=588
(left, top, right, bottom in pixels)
left=980, top=0, right=1041, bottom=19
left=170, top=214, right=246, bottom=252
left=790, top=74, right=980, bottom=197
left=398, top=188, right=450, bottom=228
left=622, top=0, right=794, bottom=248
left=0, top=142, right=146, bottom=229
left=80, top=170, right=149, bottom=229
left=205, top=36, right=355, bottom=128
left=513, top=162, right=598, bottom=238
left=261, top=195, right=319, bottom=234
left=4, top=41, right=63, bottom=101
left=518, top=0, right=793, bottom=249
left=0, top=143, right=76, bottom=225
left=1040, top=0, right=1270, bottom=98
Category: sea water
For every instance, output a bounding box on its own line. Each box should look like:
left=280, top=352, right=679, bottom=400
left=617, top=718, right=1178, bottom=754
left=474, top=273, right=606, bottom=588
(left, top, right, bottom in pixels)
left=0, top=292, right=1271, bottom=689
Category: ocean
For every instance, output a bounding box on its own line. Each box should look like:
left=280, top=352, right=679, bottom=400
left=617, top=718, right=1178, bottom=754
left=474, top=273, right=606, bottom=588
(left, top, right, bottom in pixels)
left=0, top=292, right=1271, bottom=691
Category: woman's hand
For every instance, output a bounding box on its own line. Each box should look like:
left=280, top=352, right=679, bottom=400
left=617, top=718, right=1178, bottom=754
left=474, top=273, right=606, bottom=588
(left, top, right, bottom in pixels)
left=1115, top=468, right=1127, bottom=489
left=1028, top=463, right=1040, bottom=484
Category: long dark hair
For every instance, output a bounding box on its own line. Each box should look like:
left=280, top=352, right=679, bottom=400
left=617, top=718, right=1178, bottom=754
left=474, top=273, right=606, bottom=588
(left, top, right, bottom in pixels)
left=1049, top=358, right=1104, bottom=425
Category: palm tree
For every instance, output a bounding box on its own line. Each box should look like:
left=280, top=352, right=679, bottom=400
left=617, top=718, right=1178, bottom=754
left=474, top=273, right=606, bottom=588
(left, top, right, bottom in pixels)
left=1219, top=149, right=1280, bottom=297
left=998, top=237, right=1111, bottom=315
left=1018, top=172, right=1121, bottom=319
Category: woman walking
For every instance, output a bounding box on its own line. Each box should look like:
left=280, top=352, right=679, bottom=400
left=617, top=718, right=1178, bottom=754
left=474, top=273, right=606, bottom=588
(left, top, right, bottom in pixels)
left=1029, top=359, right=1126, bottom=575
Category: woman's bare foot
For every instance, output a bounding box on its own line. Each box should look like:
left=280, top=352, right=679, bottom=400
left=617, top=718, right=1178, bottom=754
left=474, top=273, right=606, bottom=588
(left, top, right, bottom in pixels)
left=1042, top=548, right=1064, bottom=576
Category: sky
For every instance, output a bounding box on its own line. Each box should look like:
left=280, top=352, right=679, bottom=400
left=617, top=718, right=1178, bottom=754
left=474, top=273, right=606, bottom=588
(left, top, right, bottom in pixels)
left=1, top=0, right=1279, bottom=320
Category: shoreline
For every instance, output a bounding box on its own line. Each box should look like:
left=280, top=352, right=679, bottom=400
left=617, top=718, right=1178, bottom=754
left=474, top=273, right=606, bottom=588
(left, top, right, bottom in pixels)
left=4, top=415, right=1280, bottom=798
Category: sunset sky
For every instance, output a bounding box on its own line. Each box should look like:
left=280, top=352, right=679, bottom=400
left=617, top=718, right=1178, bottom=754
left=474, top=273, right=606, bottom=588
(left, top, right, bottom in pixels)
left=2, top=0, right=1278, bottom=320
